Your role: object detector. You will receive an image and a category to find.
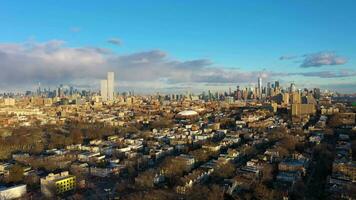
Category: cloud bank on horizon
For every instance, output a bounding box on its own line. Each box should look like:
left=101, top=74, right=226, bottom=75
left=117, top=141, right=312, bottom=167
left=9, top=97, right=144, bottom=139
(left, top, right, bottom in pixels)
left=0, top=40, right=355, bottom=93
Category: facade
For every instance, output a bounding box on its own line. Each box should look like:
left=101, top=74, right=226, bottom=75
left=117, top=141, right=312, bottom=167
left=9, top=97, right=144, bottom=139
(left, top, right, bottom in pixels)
left=40, top=171, right=76, bottom=197
left=100, top=72, right=115, bottom=102
left=107, top=72, right=115, bottom=101
left=4, top=98, right=15, bottom=106
left=0, top=184, right=27, bottom=200
left=290, top=92, right=301, bottom=104
left=290, top=83, right=296, bottom=93
left=291, top=103, right=316, bottom=116
left=100, top=80, right=108, bottom=102
left=258, top=77, right=262, bottom=98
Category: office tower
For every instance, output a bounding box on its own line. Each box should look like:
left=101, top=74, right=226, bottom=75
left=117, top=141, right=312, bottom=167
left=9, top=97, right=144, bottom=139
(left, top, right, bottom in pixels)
left=100, top=72, right=115, bottom=102
left=107, top=72, right=115, bottom=101
left=302, top=94, right=317, bottom=105
left=290, top=83, right=296, bottom=93
left=257, top=77, right=262, bottom=99
left=275, top=81, right=280, bottom=89
left=291, top=103, right=316, bottom=116
left=57, top=85, right=64, bottom=97
left=267, top=82, right=271, bottom=96
left=313, top=88, right=321, bottom=99
left=37, top=82, right=41, bottom=96
left=69, top=86, right=74, bottom=95
left=258, top=77, right=262, bottom=98
left=101, top=80, right=108, bottom=101
left=258, top=77, right=262, bottom=90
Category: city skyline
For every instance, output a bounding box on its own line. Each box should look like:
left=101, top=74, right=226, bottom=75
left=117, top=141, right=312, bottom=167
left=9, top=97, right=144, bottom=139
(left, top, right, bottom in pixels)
left=1, top=1, right=356, bottom=93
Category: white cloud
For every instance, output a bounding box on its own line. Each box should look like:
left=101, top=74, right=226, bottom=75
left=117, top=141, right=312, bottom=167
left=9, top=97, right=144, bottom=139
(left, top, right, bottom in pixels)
left=0, top=41, right=354, bottom=93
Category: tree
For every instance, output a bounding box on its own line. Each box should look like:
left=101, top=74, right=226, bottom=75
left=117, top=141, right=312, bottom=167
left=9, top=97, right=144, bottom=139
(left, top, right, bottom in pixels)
left=190, top=149, right=210, bottom=163
left=211, top=162, right=235, bottom=182
left=160, top=157, right=187, bottom=185
left=261, top=164, right=274, bottom=183
left=7, top=164, right=24, bottom=183
left=135, top=170, right=156, bottom=188
left=290, top=180, right=305, bottom=199
left=48, top=133, right=68, bottom=149
left=207, top=185, right=225, bottom=200
left=24, top=172, right=39, bottom=185
left=253, top=183, right=274, bottom=200
left=71, top=129, right=84, bottom=144
left=186, top=185, right=224, bottom=200
left=278, top=135, right=297, bottom=154
left=150, top=119, right=173, bottom=129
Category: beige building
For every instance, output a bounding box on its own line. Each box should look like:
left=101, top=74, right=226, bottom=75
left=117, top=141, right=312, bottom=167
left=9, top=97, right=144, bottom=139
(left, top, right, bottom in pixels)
left=291, top=104, right=316, bottom=116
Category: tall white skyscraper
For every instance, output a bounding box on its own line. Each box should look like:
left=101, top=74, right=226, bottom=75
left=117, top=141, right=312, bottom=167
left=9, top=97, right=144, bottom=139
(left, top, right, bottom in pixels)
left=100, top=80, right=108, bottom=101
left=258, top=76, right=262, bottom=98
left=100, top=72, right=115, bottom=102
left=107, top=72, right=114, bottom=101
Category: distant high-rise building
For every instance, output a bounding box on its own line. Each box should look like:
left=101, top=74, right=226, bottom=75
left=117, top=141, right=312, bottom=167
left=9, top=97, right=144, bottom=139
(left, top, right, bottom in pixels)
left=57, top=84, right=64, bottom=97
left=107, top=72, right=115, bottom=101
left=100, top=80, right=108, bottom=101
left=290, top=83, right=296, bottom=93
left=258, top=77, right=262, bottom=98
left=267, top=82, right=271, bottom=96
left=69, top=86, right=74, bottom=95
left=275, top=81, right=280, bottom=89
left=313, top=88, right=321, bottom=99
left=291, top=103, right=316, bottom=116
left=100, top=72, right=115, bottom=102
left=37, top=82, right=41, bottom=96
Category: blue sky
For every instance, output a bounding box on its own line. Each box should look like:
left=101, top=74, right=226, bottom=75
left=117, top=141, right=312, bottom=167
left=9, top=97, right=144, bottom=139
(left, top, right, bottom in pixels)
left=0, top=0, right=355, bottom=93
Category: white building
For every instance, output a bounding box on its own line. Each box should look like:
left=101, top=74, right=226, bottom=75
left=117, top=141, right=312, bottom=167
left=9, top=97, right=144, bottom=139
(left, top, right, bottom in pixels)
left=0, top=184, right=27, bottom=200
left=100, top=80, right=108, bottom=102
left=258, top=77, right=262, bottom=98
left=100, top=72, right=115, bottom=102
left=107, top=72, right=115, bottom=101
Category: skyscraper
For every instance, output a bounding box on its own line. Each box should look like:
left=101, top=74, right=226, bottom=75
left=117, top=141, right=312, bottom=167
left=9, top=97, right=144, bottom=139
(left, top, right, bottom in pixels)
left=290, top=83, right=296, bottom=93
left=313, top=88, right=321, bottom=99
left=107, top=72, right=114, bottom=101
left=267, top=82, right=271, bottom=96
left=100, top=80, right=108, bottom=101
left=275, top=81, right=280, bottom=89
left=258, top=77, right=262, bottom=98
left=100, top=72, right=115, bottom=102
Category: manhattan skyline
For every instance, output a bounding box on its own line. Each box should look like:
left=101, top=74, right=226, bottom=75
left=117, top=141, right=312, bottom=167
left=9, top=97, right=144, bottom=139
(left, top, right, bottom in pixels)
left=0, top=1, right=356, bottom=93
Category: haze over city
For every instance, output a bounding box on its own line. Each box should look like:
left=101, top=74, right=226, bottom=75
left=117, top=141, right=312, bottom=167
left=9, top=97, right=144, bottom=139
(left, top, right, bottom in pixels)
left=1, top=1, right=356, bottom=93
